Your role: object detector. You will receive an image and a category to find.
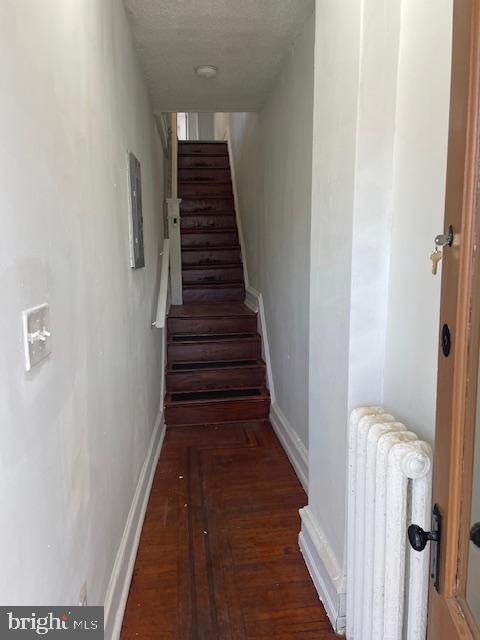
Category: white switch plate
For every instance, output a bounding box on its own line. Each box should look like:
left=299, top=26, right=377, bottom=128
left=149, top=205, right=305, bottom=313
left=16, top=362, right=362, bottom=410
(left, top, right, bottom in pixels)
left=22, top=303, right=51, bottom=371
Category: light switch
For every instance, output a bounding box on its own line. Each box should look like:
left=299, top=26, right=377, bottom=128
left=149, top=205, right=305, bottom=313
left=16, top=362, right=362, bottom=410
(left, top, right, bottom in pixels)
left=22, top=303, right=51, bottom=371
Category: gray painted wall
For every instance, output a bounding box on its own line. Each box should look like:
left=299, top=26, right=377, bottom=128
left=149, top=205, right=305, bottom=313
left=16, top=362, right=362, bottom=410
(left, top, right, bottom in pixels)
left=198, top=112, right=215, bottom=140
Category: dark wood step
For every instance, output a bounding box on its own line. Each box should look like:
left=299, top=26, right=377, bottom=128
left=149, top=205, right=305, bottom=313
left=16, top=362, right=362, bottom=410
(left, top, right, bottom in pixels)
left=166, top=360, right=266, bottom=392
left=182, top=265, right=244, bottom=285
left=182, top=209, right=236, bottom=216
left=180, top=197, right=234, bottom=213
left=183, top=283, right=245, bottom=303
left=178, top=168, right=231, bottom=183
left=181, top=214, right=236, bottom=230
left=169, top=387, right=263, bottom=401
left=181, top=247, right=242, bottom=267
left=181, top=230, right=238, bottom=248
left=167, top=303, right=256, bottom=334
left=165, top=389, right=270, bottom=426
left=179, top=182, right=233, bottom=197
left=168, top=312, right=256, bottom=335
left=168, top=302, right=254, bottom=318
left=178, top=155, right=230, bottom=169
left=168, top=312, right=256, bottom=336
left=167, top=333, right=260, bottom=363
left=169, top=144, right=271, bottom=429
left=178, top=142, right=228, bottom=156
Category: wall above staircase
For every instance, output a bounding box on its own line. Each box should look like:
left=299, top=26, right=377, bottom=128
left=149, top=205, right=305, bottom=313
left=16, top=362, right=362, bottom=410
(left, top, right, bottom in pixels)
left=214, top=12, right=315, bottom=456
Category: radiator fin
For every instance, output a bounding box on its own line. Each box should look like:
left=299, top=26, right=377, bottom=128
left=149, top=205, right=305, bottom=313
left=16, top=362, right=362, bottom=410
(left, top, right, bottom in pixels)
left=346, top=407, right=432, bottom=640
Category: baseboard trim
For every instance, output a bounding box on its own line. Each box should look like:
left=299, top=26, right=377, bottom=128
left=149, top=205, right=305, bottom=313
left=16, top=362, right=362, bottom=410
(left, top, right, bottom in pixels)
left=224, top=128, right=250, bottom=287
left=245, top=285, right=276, bottom=405
left=270, top=402, right=308, bottom=492
left=299, top=506, right=347, bottom=634
left=246, top=285, right=309, bottom=491
left=244, top=284, right=259, bottom=313
left=104, top=410, right=165, bottom=640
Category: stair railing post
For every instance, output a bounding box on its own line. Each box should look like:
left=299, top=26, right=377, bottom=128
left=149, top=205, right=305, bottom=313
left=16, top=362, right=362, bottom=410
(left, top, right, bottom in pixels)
left=168, top=113, right=183, bottom=305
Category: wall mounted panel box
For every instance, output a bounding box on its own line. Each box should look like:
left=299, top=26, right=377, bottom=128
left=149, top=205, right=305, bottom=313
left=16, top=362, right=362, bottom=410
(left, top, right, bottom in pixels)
left=128, top=151, right=145, bottom=269
left=22, top=303, right=51, bottom=371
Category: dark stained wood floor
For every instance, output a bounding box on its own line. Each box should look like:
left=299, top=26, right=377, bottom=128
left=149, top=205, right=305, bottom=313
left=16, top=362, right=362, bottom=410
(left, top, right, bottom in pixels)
left=121, top=421, right=336, bottom=639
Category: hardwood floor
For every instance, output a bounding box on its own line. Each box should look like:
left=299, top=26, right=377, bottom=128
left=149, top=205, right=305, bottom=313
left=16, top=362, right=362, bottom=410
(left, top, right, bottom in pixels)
left=120, top=421, right=336, bottom=639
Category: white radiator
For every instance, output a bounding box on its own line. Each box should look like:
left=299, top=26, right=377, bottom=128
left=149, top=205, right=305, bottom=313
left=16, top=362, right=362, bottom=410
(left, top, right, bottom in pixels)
left=346, top=407, right=433, bottom=640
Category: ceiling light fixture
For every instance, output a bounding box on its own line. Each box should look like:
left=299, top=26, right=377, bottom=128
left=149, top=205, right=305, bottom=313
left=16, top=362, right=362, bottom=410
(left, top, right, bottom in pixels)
left=195, top=65, right=218, bottom=79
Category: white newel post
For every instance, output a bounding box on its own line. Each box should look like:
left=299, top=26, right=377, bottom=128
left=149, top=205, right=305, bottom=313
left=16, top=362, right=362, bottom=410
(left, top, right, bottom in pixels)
left=167, top=197, right=183, bottom=305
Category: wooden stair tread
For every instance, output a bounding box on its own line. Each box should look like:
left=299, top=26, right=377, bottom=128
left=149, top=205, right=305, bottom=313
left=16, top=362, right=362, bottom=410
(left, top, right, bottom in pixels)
left=182, top=283, right=244, bottom=291
left=180, top=195, right=234, bottom=200
left=178, top=146, right=228, bottom=158
left=181, top=245, right=241, bottom=252
left=181, top=228, right=238, bottom=234
left=178, top=142, right=228, bottom=146
left=181, top=210, right=235, bottom=216
left=179, top=180, right=232, bottom=185
left=182, top=263, right=243, bottom=270
left=178, top=159, right=230, bottom=169
left=167, top=358, right=265, bottom=372
left=178, top=153, right=229, bottom=158
left=168, top=333, right=259, bottom=345
left=182, top=244, right=240, bottom=248
left=168, top=303, right=254, bottom=318
left=165, top=387, right=269, bottom=406
left=178, top=167, right=230, bottom=171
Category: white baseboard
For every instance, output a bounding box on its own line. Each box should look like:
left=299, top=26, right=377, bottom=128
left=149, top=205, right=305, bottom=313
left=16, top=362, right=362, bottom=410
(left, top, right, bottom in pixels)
left=270, top=402, right=308, bottom=492
left=244, top=284, right=259, bottom=313
left=224, top=128, right=250, bottom=287
left=104, top=410, right=165, bottom=640
left=245, top=284, right=276, bottom=405
left=299, top=506, right=347, bottom=634
left=246, top=285, right=309, bottom=491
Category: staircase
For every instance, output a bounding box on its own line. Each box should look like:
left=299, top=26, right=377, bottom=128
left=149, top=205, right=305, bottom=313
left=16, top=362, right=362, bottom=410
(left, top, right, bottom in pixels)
left=165, top=141, right=270, bottom=427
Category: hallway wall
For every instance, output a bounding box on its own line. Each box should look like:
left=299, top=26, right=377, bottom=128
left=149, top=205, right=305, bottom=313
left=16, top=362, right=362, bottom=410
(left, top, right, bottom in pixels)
left=307, top=0, right=363, bottom=585
left=304, top=0, right=453, bottom=630
left=198, top=112, right=215, bottom=140
left=383, top=0, right=452, bottom=442
left=214, top=13, right=315, bottom=465
left=0, top=0, right=165, bottom=619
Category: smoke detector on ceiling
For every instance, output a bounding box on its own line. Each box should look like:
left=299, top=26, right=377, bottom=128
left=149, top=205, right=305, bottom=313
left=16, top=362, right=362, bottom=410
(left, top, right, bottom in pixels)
left=195, top=65, right=218, bottom=79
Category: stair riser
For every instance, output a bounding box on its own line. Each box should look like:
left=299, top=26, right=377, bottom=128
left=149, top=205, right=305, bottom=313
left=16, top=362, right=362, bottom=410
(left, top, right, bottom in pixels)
left=183, top=286, right=245, bottom=303
left=180, top=198, right=234, bottom=212
left=165, top=398, right=270, bottom=426
left=179, top=183, right=233, bottom=197
left=167, top=316, right=257, bottom=335
left=182, top=249, right=242, bottom=266
left=179, top=169, right=231, bottom=183
left=181, top=215, right=236, bottom=230
left=178, top=143, right=228, bottom=156
left=168, top=340, right=261, bottom=363
left=166, top=367, right=266, bottom=392
left=182, top=266, right=244, bottom=285
left=181, top=232, right=238, bottom=248
left=178, top=156, right=230, bottom=169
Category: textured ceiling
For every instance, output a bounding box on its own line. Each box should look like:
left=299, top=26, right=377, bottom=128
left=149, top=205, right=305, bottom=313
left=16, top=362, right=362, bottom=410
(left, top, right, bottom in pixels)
left=123, top=0, right=314, bottom=112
